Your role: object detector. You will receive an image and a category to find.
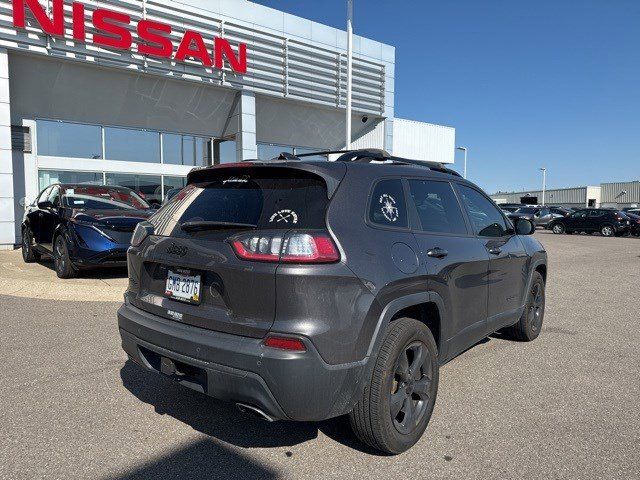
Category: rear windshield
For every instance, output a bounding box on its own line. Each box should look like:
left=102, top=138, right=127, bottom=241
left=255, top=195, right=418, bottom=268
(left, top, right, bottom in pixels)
left=63, top=186, right=150, bottom=210
left=151, top=169, right=328, bottom=235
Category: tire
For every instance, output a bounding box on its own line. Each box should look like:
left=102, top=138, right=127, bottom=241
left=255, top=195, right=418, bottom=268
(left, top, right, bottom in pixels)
left=349, top=318, right=439, bottom=454
left=600, top=224, right=615, bottom=237
left=53, top=233, right=78, bottom=279
left=551, top=223, right=565, bottom=234
left=21, top=227, right=41, bottom=263
left=503, top=271, right=545, bottom=341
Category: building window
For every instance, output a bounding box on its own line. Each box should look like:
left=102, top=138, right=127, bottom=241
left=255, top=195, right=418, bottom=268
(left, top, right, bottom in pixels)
left=105, top=173, right=162, bottom=206
left=257, top=143, right=327, bottom=161
left=38, top=169, right=103, bottom=191
left=104, top=127, right=161, bottom=163
left=163, top=134, right=211, bottom=166
left=214, top=137, right=237, bottom=164
left=36, top=120, right=102, bottom=159
left=163, top=176, right=187, bottom=197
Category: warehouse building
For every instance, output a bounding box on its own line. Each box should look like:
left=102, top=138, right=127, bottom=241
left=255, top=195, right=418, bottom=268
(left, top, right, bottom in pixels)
left=0, top=0, right=455, bottom=248
left=491, top=186, right=602, bottom=209
left=600, top=181, right=640, bottom=209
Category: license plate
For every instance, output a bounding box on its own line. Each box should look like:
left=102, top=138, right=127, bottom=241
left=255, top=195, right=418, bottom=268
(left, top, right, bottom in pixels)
left=165, top=270, right=201, bottom=304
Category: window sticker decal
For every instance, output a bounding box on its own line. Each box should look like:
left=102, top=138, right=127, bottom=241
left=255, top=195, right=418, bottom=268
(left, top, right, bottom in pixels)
left=269, top=209, right=299, bottom=224
left=380, top=194, right=400, bottom=222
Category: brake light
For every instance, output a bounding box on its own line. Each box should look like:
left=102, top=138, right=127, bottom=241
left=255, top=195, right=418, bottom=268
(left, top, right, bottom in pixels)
left=263, top=335, right=307, bottom=351
left=231, top=231, right=340, bottom=263
left=131, top=222, right=154, bottom=247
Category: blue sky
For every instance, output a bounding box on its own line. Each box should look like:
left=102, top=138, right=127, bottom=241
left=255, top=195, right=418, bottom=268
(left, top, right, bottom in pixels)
left=253, top=0, right=640, bottom=193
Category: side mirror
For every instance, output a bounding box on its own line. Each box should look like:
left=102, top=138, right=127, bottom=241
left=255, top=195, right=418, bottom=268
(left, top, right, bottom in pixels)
left=37, top=200, right=53, bottom=209
left=515, top=218, right=535, bottom=235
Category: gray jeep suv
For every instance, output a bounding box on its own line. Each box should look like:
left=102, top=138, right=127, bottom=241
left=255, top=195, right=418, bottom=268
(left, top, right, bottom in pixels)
left=118, top=149, right=547, bottom=454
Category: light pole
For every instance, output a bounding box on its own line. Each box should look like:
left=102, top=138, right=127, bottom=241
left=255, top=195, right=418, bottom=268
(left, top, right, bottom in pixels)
left=456, top=146, right=468, bottom=179
left=345, top=0, right=353, bottom=150
left=540, top=167, right=547, bottom=206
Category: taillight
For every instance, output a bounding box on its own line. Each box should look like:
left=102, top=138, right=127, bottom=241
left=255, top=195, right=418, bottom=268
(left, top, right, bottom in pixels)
left=263, top=335, right=307, bottom=351
left=231, top=231, right=340, bottom=263
left=131, top=222, right=154, bottom=247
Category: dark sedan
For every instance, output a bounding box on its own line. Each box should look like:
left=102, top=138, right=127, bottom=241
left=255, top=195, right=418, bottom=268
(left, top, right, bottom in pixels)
left=22, top=184, right=154, bottom=278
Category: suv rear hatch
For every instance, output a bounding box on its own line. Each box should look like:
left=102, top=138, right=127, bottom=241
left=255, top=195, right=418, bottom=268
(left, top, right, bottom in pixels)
left=129, top=164, right=342, bottom=338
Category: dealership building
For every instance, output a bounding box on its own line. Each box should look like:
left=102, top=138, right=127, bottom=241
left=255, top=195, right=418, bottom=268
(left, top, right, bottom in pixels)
left=0, top=0, right=456, bottom=248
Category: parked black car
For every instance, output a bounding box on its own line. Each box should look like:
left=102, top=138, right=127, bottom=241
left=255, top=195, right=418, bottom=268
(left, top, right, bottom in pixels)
left=625, top=208, right=640, bottom=217
left=118, top=149, right=547, bottom=454
left=625, top=212, right=640, bottom=236
left=549, top=208, right=630, bottom=237
left=22, top=184, right=154, bottom=278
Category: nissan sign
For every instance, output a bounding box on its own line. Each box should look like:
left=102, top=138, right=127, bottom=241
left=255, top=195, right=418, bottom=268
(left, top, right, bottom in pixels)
left=12, top=0, right=248, bottom=74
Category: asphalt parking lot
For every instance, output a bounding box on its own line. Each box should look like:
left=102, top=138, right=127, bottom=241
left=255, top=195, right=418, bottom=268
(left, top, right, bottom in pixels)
left=1, top=231, right=638, bottom=480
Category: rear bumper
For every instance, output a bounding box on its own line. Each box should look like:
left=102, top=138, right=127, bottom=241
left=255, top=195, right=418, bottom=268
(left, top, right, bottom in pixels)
left=72, top=246, right=128, bottom=268
left=117, top=302, right=367, bottom=421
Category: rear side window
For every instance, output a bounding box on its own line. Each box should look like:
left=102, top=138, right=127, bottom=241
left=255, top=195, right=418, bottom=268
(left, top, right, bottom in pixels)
left=408, top=180, right=467, bottom=234
left=369, top=179, right=408, bottom=228
left=457, top=184, right=509, bottom=237
left=154, top=170, right=328, bottom=234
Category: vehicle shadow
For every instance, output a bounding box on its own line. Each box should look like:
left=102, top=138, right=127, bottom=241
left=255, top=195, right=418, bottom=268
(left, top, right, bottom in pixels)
left=102, top=437, right=278, bottom=480
left=119, top=360, right=383, bottom=455
left=37, top=258, right=128, bottom=279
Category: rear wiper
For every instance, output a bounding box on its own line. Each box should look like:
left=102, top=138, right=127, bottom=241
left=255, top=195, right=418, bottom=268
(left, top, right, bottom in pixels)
left=180, top=220, right=257, bottom=232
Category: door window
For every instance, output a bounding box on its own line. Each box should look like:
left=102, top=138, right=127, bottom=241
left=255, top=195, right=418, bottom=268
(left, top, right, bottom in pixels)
left=369, top=179, right=408, bottom=228
left=408, top=180, right=467, bottom=234
left=457, top=185, right=509, bottom=237
left=572, top=210, right=588, bottom=218
left=588, top=210, right=604, bottom=217
left=47, top=186, right=60, bottom=207
left=37, top=187, right=52, bottom=205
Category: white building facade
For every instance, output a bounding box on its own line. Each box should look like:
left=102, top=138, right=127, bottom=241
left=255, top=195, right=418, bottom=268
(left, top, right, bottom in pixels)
left=0, top=0, right=455, bottom=248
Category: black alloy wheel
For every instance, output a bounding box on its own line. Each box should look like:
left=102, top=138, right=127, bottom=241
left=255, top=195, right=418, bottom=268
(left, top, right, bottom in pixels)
left=390, top=341, right=432, bottom=435
left=349, top=317, right=439, bottom=454
left=22, top=228, right=40, bottom=263
left=503, top=271, right=545, bottom=341
left=53, top=234, right=77, bottom=279
left=527, top=281, right=544, bottom=335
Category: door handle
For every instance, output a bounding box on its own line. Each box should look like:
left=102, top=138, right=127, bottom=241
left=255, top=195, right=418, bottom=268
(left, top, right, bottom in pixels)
left=488, top=247, right=502, bottom=255
left=427, top=247, right=448, bottom=259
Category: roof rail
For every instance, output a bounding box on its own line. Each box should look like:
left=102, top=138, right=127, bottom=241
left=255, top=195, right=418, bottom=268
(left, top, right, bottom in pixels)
left=246, top=148, right=462, bottom=177
left=334, top=148, right=462, bottom=177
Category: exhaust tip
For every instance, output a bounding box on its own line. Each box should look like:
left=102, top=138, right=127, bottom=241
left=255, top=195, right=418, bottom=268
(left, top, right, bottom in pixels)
left=236, top=403, right=276, bottom=422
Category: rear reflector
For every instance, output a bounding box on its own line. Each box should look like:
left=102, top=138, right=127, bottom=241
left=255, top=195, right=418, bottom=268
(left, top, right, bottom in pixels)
left=231, top=231, right=339, bottom=263
left=263, top=336, right=307, bottom=351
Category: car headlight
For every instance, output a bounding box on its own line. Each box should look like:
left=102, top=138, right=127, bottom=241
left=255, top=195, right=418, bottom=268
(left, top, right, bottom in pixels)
left=71, top=220, right=115, bottom=243
left=131, top=222, right=154, bottom=247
